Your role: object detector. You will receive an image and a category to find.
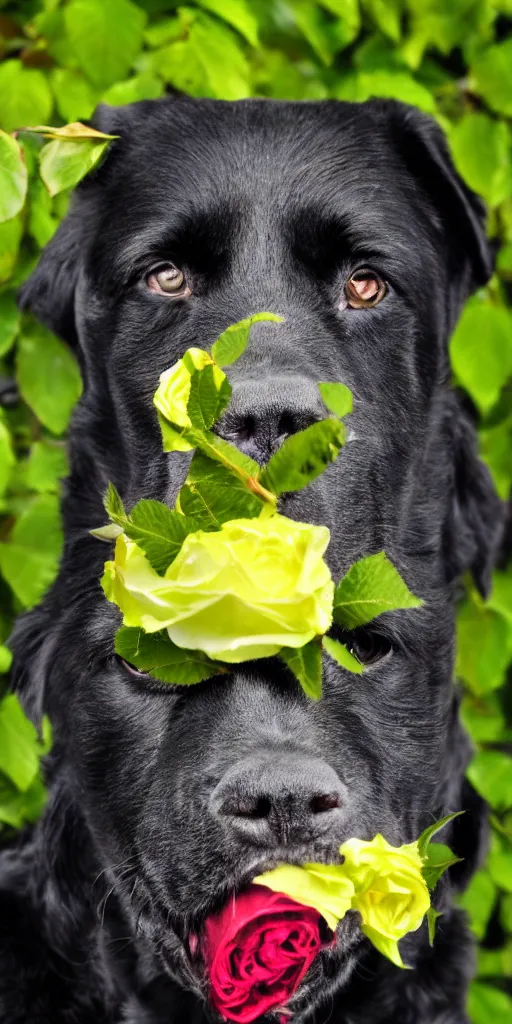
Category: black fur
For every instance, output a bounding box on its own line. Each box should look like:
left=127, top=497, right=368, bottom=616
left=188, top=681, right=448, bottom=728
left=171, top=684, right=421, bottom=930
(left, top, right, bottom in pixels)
left=2, top=97, right=505, bottom=1023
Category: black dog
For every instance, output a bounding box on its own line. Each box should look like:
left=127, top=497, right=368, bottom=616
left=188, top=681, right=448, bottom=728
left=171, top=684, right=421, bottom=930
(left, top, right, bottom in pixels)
left=0, top=98, right=504, bottom=1024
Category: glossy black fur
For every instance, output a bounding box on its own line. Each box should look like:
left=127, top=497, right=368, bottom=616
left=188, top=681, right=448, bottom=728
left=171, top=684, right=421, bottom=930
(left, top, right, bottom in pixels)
left=1, top=98, right=505, bottom=1024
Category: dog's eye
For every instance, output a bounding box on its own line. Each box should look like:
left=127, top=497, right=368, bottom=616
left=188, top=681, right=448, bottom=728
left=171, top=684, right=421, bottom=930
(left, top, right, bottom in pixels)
left=348, top=630, right=392, bottom=666
left=146, top=263, right=189, bottom=297
left=345, top=270, right=386, bottom=309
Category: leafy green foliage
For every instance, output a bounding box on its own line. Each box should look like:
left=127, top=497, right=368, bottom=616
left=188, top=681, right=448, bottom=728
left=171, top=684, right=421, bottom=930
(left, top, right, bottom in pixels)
left=0, top=131, right=27, bottom=222
left=322, top=635, right=364, bottom=674
left=178, top=452, right=264, bottom=528
left=211, top=312, right=283, bottom=366
left=333, top=552, right=423, bottom=630
left=281, top=641, right=323, bottom=700
left=0, top=1, right=511, bottom=1002
left=260, top=419, right=345, bottom=495
left=115, top=626, right=223, bottom=684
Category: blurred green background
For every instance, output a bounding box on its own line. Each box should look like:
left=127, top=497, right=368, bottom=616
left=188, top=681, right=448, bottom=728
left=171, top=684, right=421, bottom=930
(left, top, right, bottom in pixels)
left=0, top=1, right=511, bottom=1019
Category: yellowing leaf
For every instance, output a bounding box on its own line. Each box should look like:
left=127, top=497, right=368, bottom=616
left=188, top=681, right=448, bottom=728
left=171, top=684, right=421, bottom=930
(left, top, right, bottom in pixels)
left=39, top=138, right=111, bottom=196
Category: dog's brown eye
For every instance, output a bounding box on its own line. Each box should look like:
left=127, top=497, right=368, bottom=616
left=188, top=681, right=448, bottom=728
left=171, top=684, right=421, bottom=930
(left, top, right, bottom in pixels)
left=146, top=263, right=189, bottom=296
left=345, top=270, right=386, bottom=309
left=349, top=631, right=392, bottom=666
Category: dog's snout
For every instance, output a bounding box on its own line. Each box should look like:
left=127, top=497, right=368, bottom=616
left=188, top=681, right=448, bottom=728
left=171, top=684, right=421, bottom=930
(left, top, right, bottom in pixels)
left=216, top=378, right=324, bottom=462
left=210, top=753, right=346, bottom=846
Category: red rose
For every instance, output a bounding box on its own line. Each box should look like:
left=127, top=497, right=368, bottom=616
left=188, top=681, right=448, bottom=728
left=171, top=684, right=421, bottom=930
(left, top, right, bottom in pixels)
left=200, top=884, right=329, bottom=1023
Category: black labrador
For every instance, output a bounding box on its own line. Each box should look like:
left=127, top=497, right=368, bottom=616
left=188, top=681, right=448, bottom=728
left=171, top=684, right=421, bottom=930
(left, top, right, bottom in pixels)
left=0, top=97, right=504, bottom=1024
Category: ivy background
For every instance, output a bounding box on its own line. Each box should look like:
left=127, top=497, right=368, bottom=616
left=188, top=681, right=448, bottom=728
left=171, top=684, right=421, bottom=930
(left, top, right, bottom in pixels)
left=0, top=1, right=511, bottom=1019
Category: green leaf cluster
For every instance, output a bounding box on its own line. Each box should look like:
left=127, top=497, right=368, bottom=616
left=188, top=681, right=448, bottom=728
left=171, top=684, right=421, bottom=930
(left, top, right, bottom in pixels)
left=0, top=1, right=511, bottom=1002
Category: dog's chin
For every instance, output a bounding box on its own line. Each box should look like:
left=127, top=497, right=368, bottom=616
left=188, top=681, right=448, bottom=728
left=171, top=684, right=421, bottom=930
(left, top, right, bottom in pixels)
left=145, top=872, right=364, bottom=1021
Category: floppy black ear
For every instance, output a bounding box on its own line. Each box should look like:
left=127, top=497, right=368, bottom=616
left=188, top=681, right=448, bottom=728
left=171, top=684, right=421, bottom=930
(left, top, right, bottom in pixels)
left=8, top=605, right=58, bottom=726
left=18, top=102, right=126, bottom=348
left=18, top=210, right=83, bottom=347
left=379, top=101, right=493, bottom=297
left=443, top=395, right=505, bottom=597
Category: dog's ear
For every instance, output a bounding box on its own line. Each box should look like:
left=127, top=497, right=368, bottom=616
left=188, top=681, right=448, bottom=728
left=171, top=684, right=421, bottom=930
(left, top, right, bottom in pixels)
left=379, top=101, right=493, bottom=298
left=18, top=103, right=126, bottom=348
left=443, top=395, right=505, bottom=597
left=8, top=606, right=59, bottom=726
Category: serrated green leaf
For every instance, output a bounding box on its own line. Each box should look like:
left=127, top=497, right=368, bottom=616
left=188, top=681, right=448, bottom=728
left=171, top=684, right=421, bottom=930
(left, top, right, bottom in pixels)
left=103, top=482, right=126, bottom=524
left=322, top=635, right=363, bottom=674
left=178, top=451, right=263, bottom=529
left=281, top=640, right=323, bottom=700
left=260, top=419, right=344, bottom=496
left=417, top=812, right=464, bottom=859
left=333, top=553, right=423, bottom=630
left=422, top=842, right=462, bottom=890
left=211, top=312, right=284, bottom=367
left=122, top=500, right=199, bottom=574
left=17, top=321, right=82, bottom=434
left=0, top=130, right=28, bottom=224
left=115, top=626, right=223, bottom=684
left=318, top=382, right=353, bottom=418
left=186, top=362, right=232, bottom=431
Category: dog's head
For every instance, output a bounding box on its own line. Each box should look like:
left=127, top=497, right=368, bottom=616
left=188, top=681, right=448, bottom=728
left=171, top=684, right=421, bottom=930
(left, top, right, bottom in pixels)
left=15, top=98, right=502, bottom=1017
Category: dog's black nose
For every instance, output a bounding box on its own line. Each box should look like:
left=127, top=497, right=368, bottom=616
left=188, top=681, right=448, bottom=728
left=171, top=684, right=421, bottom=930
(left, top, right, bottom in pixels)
left=215, top=378, right=324, bottom=462
left=210, top=753, right=346, bottom=847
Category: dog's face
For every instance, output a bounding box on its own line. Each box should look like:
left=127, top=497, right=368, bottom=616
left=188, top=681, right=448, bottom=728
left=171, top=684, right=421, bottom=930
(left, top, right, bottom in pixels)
left=17, top=98, right=500, bottom=1017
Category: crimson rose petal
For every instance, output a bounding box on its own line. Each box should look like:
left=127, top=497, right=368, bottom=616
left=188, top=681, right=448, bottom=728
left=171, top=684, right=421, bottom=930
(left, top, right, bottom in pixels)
left=201, top=885, right=330, bottom=1023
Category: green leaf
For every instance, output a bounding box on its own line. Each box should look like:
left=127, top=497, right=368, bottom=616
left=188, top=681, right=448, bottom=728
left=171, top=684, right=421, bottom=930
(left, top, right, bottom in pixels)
left=450, top=298, right=512, bottom=417
left=457, top=870, right=497, bottom=940
left=122, top=500, right=199, bottom=574
left=28, top=176, right=59, bottom=248
left=211, top=312, right=284, bottom=366
left=426, top=906, right=443, bottom=946
left=196, top=0, right=259, bottom=46
left=467, top=983, right=512, bottom=1024
left=362, top=0, right=402, bottom=43
left=50, top=68, right=100, bottom=123
left=479, top=415, right=512, bottom=501
left=288, top=0, right=343, bottom=65
left=186, top=362, right=232, bottom=431
left=0, top=772, right=47, bottom=830
left=318, top=382, right=353, bottom=418
left=422, top=842, right=462, bottom=890
left=260, top=419, right=344, bottom=495
left=24, top=441, right=68, bottom=494
left=178, top=452, right=263, bottom=529
left=0, top=645, right=12, bottom=674
left=467, top=751, right=512, bottom=811
left=101, top=72, right=164, bottom=105
left=0, top=494, right=63, bottom=608
left=188, top=13, right=251, bottom=100
left=0, top=61, right=53, bottom=134
left=191, top=429, right=265, bottom=490
left=17, top=321, right=82, bottom=434
left=488, top=850, right=512, bottom=893
left=417, top=812, right=464, bottom=859
left=64, top=0, right=147, bottom=89
left=470, top=39, right=512, bottom=118
left=334, top=70, right=436, bottom=114
left=322, top=635, right=363, bottom=674
left=39, top=138, right=110, bottom=197
left=281, top=640, right=323, bottom=700
left=449, top=114, right=512, bottom=209
left=0, top=130, right=28, bottom=224
left=333, top=552, right=423, bottom=631
left=460, top=693, right=507, bottom=744
left=0, top=291, right=20, bottom=356
left=0, top=420, right=14, bottom=497
left=103, top=482, right=126, bottom=524
left=456, top=600, right=511, bottom=695
left=114, top=627, right=224, bottom=684
left=0, top=213, right=23, bottom=284
left=0, top=694, right=41, bottom=792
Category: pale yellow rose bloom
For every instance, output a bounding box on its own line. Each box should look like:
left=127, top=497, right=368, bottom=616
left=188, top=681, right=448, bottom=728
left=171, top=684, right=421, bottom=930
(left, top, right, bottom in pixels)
left=153, top=348, right=227, bottom=452
left=339, top=834, right=430, bottom=967
left=254, top=863, right=355, bottom=932
left=101, top=514, right=333, bottom=663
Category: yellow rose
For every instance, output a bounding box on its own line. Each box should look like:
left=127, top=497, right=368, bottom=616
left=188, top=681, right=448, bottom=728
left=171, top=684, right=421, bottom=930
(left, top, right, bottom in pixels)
left=254, top=863, right=355, bottom=932
left=339, top=834, right=430, bottom=967
left=101, top=514, right=333, bottom=663
left=153, top=348, right=227, bottom=452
